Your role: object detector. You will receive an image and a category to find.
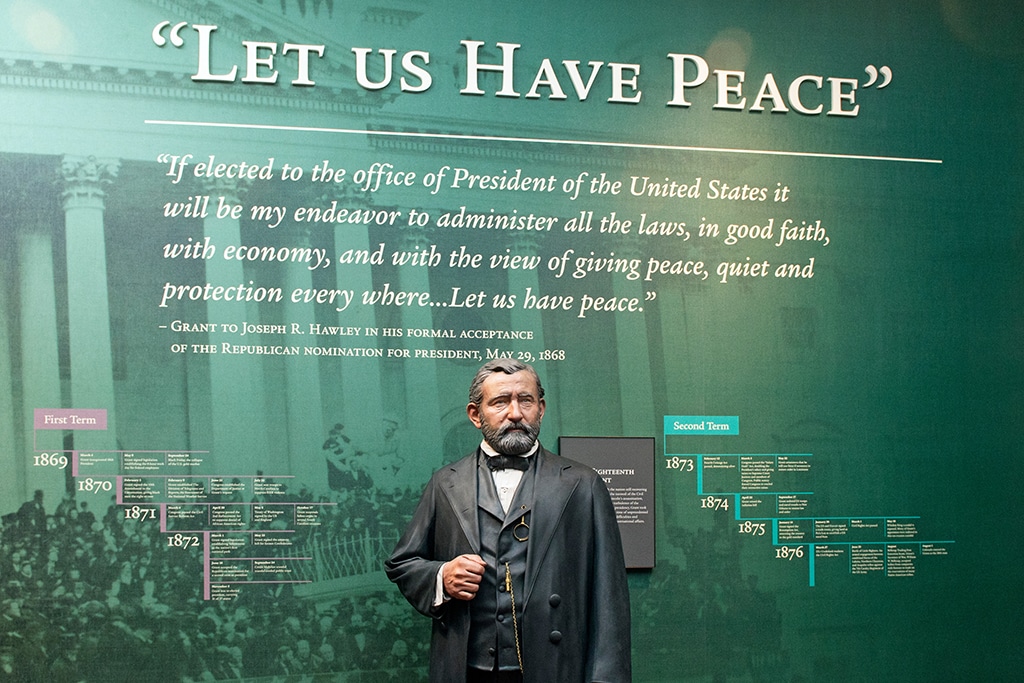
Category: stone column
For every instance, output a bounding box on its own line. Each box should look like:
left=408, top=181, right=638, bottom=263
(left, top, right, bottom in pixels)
left=279, top=223, right=325, bottom=492
left=332, top=208, right=388, bottom=480
left=59, top=155, right=120, bottom=453
left=505, top=234, right=561, bottom=436
left=612, top=240, right=655, bottom=435
left=0, top=243, right=18, bottom=507
left=201, top=178, right=269, bottom=473
left=393, top=225, right=443, bottom=479
left=15, top=216, right=65, bottom=505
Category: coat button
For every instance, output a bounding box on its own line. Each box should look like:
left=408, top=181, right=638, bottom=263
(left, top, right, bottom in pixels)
left=549, top=594, right=561, bottom=608
left=549, top=630, right=562, bottom=644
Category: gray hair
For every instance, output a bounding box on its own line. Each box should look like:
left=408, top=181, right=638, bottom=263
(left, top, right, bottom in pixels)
left=468, top=358, right=545, bottom=406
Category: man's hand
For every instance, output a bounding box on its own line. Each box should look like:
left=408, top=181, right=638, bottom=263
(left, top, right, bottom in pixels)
left=442, top=554, right=486, bottom=601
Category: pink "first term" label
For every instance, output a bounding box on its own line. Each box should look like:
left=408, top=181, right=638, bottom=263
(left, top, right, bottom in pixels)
left=34, top=409, right=108, bottom=430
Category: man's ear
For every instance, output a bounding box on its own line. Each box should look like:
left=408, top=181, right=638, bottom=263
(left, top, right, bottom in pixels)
left=466, top=402, right=482, bottom=429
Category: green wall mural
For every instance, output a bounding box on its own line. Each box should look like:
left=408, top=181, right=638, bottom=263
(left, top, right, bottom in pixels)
left=0, top=1, right=1020, bottom=680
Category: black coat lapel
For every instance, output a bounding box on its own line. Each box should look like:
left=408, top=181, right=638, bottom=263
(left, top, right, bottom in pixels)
left=523, top=448, right=580, bottom=606
left=439, top=451, right=483, bottom=552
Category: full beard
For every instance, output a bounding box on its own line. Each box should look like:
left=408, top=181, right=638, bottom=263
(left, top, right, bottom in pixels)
left=481, top=419, right=541, bottom=455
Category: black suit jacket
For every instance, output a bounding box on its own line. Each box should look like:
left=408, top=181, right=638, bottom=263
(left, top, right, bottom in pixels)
left=385, top=447, right=632, bottom=683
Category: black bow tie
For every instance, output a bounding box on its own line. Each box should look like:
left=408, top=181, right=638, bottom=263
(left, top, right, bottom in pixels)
left=484, top=454, right=531, bottom=472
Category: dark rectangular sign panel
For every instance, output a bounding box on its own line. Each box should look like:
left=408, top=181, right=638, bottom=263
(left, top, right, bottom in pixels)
left=560, top=436, right=655, bottom=569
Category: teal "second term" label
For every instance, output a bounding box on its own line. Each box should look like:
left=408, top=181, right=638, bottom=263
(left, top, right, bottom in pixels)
left=663, top=415, right=739, bottom=435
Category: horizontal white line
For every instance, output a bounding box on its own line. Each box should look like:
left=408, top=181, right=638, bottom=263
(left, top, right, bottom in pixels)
left=145, top=119, right=943, bottom=165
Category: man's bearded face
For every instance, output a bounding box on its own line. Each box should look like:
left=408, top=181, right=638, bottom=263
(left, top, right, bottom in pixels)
left=468, top=370, right=545, bottom=455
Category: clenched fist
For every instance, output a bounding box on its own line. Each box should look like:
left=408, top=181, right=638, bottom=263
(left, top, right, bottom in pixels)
left=442, top=554, right=486, bottom=601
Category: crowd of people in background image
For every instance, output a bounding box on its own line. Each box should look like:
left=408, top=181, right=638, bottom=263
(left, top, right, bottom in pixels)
left=0, top=419, right=430, bottom=682
left=0, top=416, right=791, bottom=682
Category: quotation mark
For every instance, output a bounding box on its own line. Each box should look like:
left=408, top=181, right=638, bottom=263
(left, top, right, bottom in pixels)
left=863, top=65, right=892, bottom=89
left=152, top=21, right=188, bottom=48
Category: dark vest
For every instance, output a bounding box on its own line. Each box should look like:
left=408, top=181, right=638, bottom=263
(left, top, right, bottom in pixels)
left=467, top=452, right=535, bottom=671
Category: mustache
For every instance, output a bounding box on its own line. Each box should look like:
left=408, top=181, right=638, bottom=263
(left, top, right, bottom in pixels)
left=499, top=422, right=534, bottom=435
